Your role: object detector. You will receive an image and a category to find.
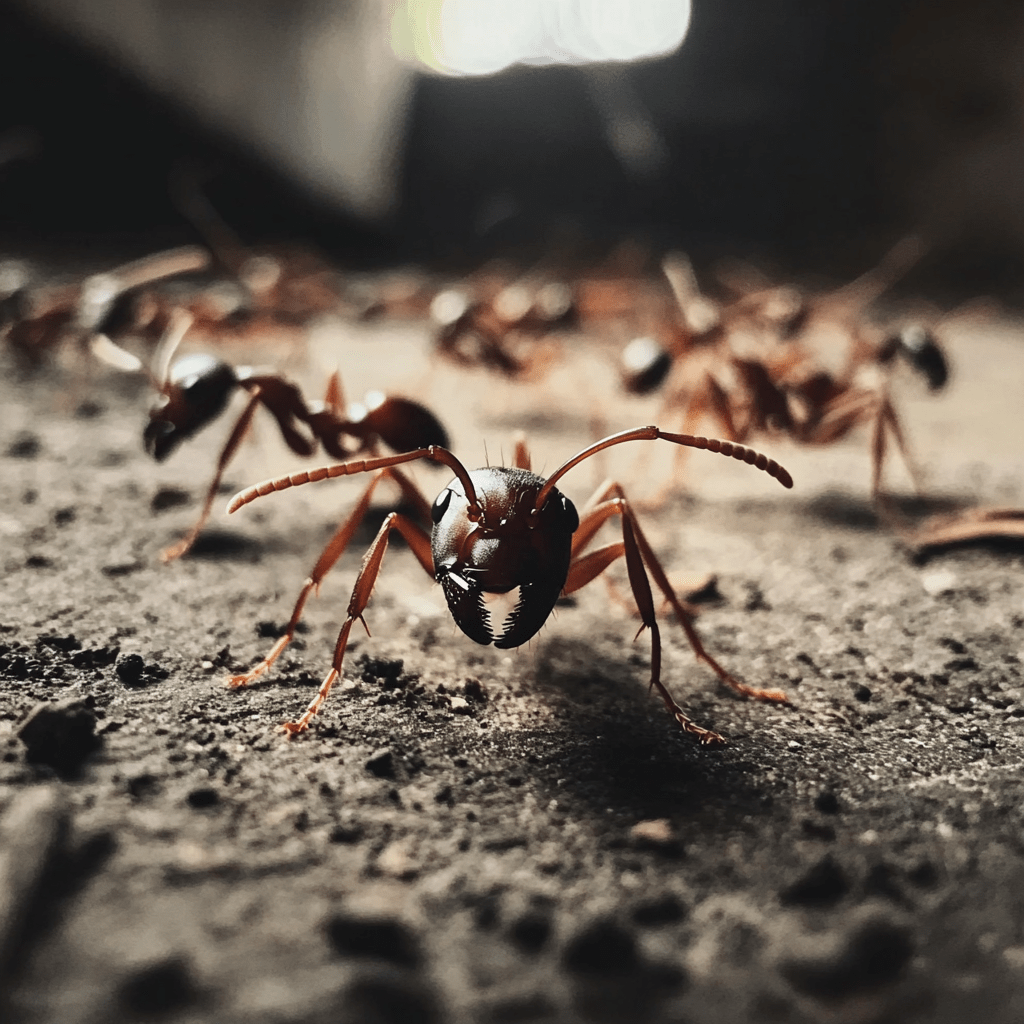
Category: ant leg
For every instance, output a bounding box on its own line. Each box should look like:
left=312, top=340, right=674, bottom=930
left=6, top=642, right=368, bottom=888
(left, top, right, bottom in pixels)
left=906, top=506, right=1024, bottom=552
left=876, top=396, right=923, bottom=498
left=243, top=375, right=316, bottom=457
left=229, top=468, right=434, bottom=689
left=512, top=432, right=531, bottom=471
left=281, top=512, right=434, bottom=735
left=323, top=371, right=345, bottom=417
left=563, top=512, right=724, bottom=744
left=566, top=487, right=787, bottom=709
left=160, top=387, right=264, bottom=562
left=387, top=464, right=434, bottom=524
left=572, top=478, right=713, bottom=611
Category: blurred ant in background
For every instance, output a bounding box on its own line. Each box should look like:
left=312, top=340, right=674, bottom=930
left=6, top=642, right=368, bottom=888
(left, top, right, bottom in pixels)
left=98, top=310, right=450, bottom=562
left=0, top=246, right=211, bottom=364
left=428, top=269, right=576, bottom=379
left=169, top=165, right=355, bottom=345
left=618, top=239, right=950, bottom=503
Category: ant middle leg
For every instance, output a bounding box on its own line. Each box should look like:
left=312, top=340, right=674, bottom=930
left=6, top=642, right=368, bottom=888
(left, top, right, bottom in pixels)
left=160, top=387, right=264, bottom=562
left=281, top=511, right=434, bottom=735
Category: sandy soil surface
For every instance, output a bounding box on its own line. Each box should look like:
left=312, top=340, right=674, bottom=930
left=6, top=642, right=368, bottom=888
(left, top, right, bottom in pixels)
left=1, top=293, right=1023, bottom=1024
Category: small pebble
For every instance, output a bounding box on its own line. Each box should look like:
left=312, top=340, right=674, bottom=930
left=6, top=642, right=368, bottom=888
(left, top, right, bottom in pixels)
left=0, top=787, right=68, bottom=974
left=326, top=912, right=422, bottom=968
left=921, top=569, right=957, bottom=596
left=365, top=748, right=397, bottom=780
left=186, top=787, right=220, bottom=810
left=780, top=912, right=914, bottom=999
left=814, top=790, right=840, bottom=815
left=507, top=910, right=552, bottom=954
left=118, top=956, right=198, bottom=1015
left=17, top=698, right=101, bottom=775
left=338, top=966, right=439, bottom=1024
left=6, top=431, right=41, bottom=459
left=631, top=894, right=686, bottom=928
left=562, top=917, right=638, bottom=976
left=779, top=854, right=849, bottom=908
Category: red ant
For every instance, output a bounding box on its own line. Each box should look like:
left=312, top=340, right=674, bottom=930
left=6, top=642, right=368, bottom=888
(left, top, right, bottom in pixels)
left=1, top=247, right=211, bottom=364
left=98, top=310, right=450, bottom=562
left=429, top=274, right=575, bottom=379
left=620, top=242, right=949, bottom=503
left=171, top=166, right=347, bottom=341
left=224, top=427, right=793, bottom=744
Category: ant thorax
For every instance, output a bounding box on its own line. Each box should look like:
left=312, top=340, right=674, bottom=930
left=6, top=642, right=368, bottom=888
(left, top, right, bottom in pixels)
left=430, top=466, right=579, bottom=649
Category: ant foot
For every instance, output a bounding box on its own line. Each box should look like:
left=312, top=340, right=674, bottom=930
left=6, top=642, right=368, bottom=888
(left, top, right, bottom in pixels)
left=748, top=686, right=789, bottom=703
left=281, top=720, right=308, bottom=736
left=697, top=728, right=727, bottom=746
left=159, top=540, right=190, bottom=563
left=669, top=704, right=727, bottom=745
left=721, top=674, right=788, bottom=703
left=226, top=669, right=262, bottom=689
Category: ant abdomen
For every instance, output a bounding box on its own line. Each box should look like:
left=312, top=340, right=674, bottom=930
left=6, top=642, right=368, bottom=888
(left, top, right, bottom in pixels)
left=353, top=391, right=450, bottom=454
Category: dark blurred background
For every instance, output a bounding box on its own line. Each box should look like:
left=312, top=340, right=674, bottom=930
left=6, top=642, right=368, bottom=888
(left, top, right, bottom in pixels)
left=2, top=0, right=1024, bottom=290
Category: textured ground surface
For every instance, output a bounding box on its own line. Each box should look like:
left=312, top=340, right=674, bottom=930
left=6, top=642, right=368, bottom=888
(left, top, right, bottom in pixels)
left=1, top=293, right=1023, bottom=1024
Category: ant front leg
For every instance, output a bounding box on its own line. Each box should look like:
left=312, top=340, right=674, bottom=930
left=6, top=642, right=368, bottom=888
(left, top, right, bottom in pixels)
left=160, top=387, right=264, bottom=562
left=281, top=511, right=434, bottom=735
left=870, top=393, right=923, bottom=504
left=563, top=482, right=787, bottom=743
left=228, top=466, right=433, bottom=690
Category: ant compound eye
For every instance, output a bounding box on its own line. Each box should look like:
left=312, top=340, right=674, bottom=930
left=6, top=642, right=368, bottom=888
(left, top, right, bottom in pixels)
left=560, top=494, right=579, bottom=533
left=431, top=488, right=453, bottom=524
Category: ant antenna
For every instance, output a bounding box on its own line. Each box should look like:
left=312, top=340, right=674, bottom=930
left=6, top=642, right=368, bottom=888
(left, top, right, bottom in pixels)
left=534, top=426, right=792, bottom=511
left=227, top=446, right=484, bottom=519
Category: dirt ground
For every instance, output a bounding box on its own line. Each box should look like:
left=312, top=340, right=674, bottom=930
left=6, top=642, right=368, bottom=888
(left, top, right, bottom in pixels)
left=1, top=287, right=1024, bottom=1024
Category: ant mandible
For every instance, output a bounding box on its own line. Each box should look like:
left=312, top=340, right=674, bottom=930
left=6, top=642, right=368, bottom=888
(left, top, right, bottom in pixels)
left=103, top=310, right=450, bottom=562
left=225, top=427, right=793, bottom=744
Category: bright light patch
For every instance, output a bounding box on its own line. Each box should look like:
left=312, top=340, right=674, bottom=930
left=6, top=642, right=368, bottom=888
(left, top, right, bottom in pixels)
left=393, top=0, right=691, bottom=76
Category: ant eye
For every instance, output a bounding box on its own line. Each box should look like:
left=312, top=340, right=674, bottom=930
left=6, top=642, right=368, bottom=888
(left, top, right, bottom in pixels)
left=431, top=488, right=453, bottom=524
left=560, top=495, right=579, bottom=533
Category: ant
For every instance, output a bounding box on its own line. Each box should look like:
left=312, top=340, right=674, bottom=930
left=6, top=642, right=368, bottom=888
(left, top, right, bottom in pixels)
left=1, top=247, right=211, bottom=364
left=170, top=166, right=347, bottom=340
left=620, top=241, right=949, bottom=503
left=224, top=427, right=793, bottom=744
left=99, top=310, right=450, bottom=562
left=429, top=274, right=575, bottom=379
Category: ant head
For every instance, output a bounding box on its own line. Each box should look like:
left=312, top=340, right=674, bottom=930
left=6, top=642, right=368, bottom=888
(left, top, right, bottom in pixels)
left=620, top=336, right=672, bottom=396
left=430, top=466, right=579, bottom=649
left=879, top=325, right=948, bottom=392
left=145, top=353, right=238, bottom=461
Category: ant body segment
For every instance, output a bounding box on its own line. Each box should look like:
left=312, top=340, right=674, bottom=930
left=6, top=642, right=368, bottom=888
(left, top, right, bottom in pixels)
left=620, top=242, right=949, bottom=503
left=1, top=247, right=211, bottom=364
left=225, top=427, right=793, bottom=744
left=142, top=316, right=450, bottom=562
left=97, top=310, right=449, bottom=562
